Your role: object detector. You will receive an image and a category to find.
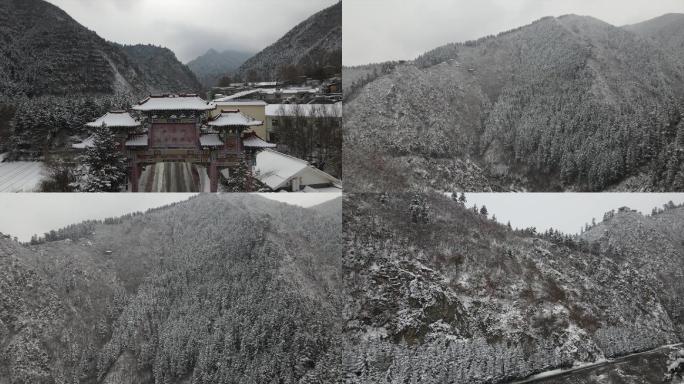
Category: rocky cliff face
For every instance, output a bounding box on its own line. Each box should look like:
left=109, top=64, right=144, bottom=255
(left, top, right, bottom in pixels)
left=0, top=195, right=342, bottom=383
left=343, top=193, right=682, bottom=383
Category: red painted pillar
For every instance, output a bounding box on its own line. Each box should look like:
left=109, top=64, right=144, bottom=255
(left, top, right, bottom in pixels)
left=131, top=163, right=140, bottom=192
left=209, top=162, right=218, bottom=192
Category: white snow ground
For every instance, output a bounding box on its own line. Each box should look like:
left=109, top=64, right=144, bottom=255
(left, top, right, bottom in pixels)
left=0, top=158, right=45, bottom=192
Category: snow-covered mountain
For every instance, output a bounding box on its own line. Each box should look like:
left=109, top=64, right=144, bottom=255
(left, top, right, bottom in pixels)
left=0, top=194, right=341, bottom=383
left=0, top=0, right=201, bottom=97
left=118, top=44, right=203, bottom=95
left=0, top=0, right=202, bottom=156
left=233, top=2, right=341, bottom=82
left=343, top=14, right=684, bottom=192
left=625, top=13, right=684, bottom=62
left=343, top=193, right=683, bottom=383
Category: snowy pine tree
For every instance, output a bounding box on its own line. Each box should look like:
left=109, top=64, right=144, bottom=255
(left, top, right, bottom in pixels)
left=220, top=158, right=250, bottom=192
left=459, top=192, right=467, bottom=205
left=72, top=126, right=128, bottom=192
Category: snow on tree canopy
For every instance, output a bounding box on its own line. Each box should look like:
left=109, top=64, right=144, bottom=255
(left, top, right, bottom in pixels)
left=72, top=126, right=128, bottom=192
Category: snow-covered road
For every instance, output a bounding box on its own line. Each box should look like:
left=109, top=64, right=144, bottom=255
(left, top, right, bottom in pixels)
left=137, top=162, right=200, bottom=192
left=0, top=160, right=45, bottom=192
left=511, top=343, right=683, bottom=383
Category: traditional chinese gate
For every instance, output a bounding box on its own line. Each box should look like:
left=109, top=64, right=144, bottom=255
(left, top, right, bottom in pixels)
left=124, top=95, right=267, bottom=193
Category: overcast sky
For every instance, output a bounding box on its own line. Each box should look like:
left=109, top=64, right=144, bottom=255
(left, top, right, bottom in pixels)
left=0, top=192, right=340, bottom=242
left=343, top=0, right=684, bottom=65
left=464, top=193, right=684, bottom=234
left=45, top=0, right=337, bottom=63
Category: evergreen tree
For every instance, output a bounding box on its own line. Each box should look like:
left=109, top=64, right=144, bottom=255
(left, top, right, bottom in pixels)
left=408, top=195, right=432, bottom=224
left=451, top=191, right=459, bottom=202
left=664, top=348, right=684, bottom=382
left=479, top=205, right=488, bottom=217
left=221, top=158, right=250, bottom=192
left=458, top=192, right=467, bottom=205
left=72, top=126, right=128, bottom=192
left=40, top=157, right=77, bottom=192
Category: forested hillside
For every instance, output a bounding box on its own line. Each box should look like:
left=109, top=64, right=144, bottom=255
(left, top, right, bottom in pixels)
left=581, top=203, right=684, bottom=338
left=343, top=193, right=683, bottom=383
left=0, top=0, right=199, bottom=97
left=0, top=0, right=201, bottom=156
left=119, top=44, right=202, bottom=94
left=0, top=194, right=342, bottom=383
left=233, top=2, right=341, bottom=82
left=311, top=196, right=342, bottom=217
left=343, top=14, right=684, bottom=192
left=0, top=0, right=141, bottom=97
left=4, top=94, right=132, bottom=158
left=625, top=13, right=684, bottom=62
left=342, top=61, right=402, bottom=101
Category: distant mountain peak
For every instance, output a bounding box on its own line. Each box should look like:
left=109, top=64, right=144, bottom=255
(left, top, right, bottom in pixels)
left=186, top=48, right=254, bottom=88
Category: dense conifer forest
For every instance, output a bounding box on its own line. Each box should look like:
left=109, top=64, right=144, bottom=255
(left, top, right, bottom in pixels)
left=0, top=0, right=202, bottom=157
left=232, top=2, right=342, bottom=82
left=0, top=195, right=342, bottom=383
left=343, top=193, right=684, bottom=383
left=343, top=14, right=684, bottom=192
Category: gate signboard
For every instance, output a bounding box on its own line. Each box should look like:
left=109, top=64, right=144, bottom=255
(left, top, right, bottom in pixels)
left=150, top=123, right=198, bottom=148
left=132, top=149, right=240, bottom=165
